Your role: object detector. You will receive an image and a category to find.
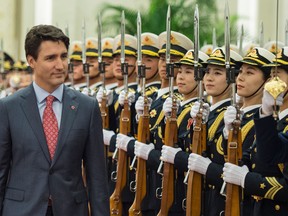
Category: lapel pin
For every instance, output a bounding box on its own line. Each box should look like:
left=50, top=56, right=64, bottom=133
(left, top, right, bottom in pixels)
left=71, top=105, right=76, bottom=110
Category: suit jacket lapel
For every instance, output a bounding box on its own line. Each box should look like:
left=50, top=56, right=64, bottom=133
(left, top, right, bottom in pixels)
left=52, top=87, right=79, bottom=166
left=20, top=85, right=51, bottom=163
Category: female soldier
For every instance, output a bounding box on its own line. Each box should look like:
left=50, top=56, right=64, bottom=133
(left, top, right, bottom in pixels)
left=188, top=47, right=275, bottom=216
left=223, top=46, right=288, bottom=216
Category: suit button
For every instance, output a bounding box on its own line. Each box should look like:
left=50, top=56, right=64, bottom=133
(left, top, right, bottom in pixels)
left=275, top=205, right=280, bottom=211
left=49, top=169, right=53, bottom=175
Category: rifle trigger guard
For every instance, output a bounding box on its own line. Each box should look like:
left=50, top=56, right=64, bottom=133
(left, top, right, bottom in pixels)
left=111, top=171, right=117, bottom=182
left=130, top=180, right=137, bottom=192
left=156, top=187, right=162, bottom=199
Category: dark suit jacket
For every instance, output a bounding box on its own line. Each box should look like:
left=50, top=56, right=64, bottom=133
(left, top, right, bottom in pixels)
left=0, top=84, right=109, bottom=216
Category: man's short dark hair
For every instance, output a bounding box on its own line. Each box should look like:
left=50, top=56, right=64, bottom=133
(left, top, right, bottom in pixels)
left=25, top=25, right=70, bottom=60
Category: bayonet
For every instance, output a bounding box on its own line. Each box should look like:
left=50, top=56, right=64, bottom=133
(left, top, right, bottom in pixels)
left=82, top=19, right=90, bottom=87
left=121, top=10, right=128, bottom=94
left=98, top=14, right=106, bottom=90
left=239, top=24, right=244, bottom=56
left=225, top=1, right=237, bottom=106
left=166, top=5, right=174, bottom=99
left=65, top=24, right=74, bottom=88
left=157, top=5, right=172, bottom=175
left=212, top=28, right=217, bottom=49
left=259, top=21, right=264, bottom=47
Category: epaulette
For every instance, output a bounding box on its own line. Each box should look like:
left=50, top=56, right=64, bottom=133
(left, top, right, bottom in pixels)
left=216, top=107, right=227, bottom=113
left=145, top=86, right=158, bottom=97
left=128, top=88, right=136, bottom=94
left=174, top=92, right=183, bottom=101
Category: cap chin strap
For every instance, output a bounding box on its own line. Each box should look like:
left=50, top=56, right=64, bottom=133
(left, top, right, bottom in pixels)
left=213, top=84, right=230, bottom=98
left=146, top=69, right=159, bottom=81
left=244, top=80, right=266, bottom=99
left=186, top=84, right=198, bottom=95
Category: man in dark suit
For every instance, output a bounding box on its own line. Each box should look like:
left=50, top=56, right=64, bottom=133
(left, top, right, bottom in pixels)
left=0, top=25, right=109, bottom=216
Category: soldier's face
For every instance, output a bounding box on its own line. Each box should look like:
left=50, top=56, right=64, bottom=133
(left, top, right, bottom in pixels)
left=86, top=56, right=99, bottom=78
left=72, top=60, right=84, bottom=81
left=237, top=63, right=266, bottom=97
left=112, top=54, right=136, bottom=80
left=103, top=57, right=114, bottom=79
left=27, top=40, right=68, bottom=93
left=139, top=55, right=159, bottom=80
left=204, top=65, right=229, bottom=97
left=158, top=54, right=181, bottom=80
left=176, top=65, right=197, bottom=95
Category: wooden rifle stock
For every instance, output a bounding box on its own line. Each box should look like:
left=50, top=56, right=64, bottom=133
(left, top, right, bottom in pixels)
left=157, top=99, right=178, bottom=216
left=224, top=118, right=242, bottom=216
left=186, top=107, right=207, bottom=216
left=110, top=98, right=131, bottom=216
left=128, top=96, right=150, bottom=216
left=100, top=91, right=109, bottom=129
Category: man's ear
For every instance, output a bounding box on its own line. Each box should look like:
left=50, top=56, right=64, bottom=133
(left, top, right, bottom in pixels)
left=26, top=55, right=35, bottom=69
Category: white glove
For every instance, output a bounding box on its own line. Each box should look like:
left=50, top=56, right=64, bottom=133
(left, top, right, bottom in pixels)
left=223, top=162, right=249, bottom=188
left=118, top=90, right=135, bottom=106
left=134, top=141, right=154, bottom=160
left=188, top=153, right=211, bottom=175
left=135, top=96, right=152, bottom=116
left=161, top=145, right=181, bottom=164
left=163, top=97, right=180, bottom=117
left=116, top=133, right=135, bottom=152
left=190, top=101, right=210, bottom=123
left=96, top=87, right=113, bottom=106
left=81, top=87, right=90, bottom=96
left=0, top=90, right=7, bottom=99
left=223, top=106, right=237, bottom=139
left=102, top=129, right=115, bottom=146
left=261, top=90, right=284, bottom=117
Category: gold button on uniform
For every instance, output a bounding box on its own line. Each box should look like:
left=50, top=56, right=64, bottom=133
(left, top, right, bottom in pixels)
left=275, top=205, right=280, bottom=211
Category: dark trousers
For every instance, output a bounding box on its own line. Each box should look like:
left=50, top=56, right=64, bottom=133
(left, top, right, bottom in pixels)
left=46, top=206, right=53, bottom=216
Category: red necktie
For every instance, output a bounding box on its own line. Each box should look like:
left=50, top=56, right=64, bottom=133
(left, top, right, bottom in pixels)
left=43, top=95, right=58, bottom=159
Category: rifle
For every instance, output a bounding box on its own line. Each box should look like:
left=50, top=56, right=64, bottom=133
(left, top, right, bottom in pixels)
left=128, top=12, right=150, bottom=216
left=65, top=24, right=74, bottom=88
left=81, top=19, right=90, bottom=88
left=221, top=2, right=242, bottom=215
left=184, top=5, right=207, bottom=215
left=156, top=6, right=178, bottom=216
left=97, top=14, right=109, bottom=130
left=110, top=11, right=131, bottom=216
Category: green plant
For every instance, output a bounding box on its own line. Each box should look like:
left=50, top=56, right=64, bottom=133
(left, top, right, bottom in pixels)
left=99, top=0, right=239, bottom=47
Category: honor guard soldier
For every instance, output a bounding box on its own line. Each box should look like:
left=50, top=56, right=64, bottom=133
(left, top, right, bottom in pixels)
left=0, top=61, right=13, bottom=98
left=99, top=33, right=138, bottom=215
left=187, top=47, right=243, bottom=216
left=136, top=32, right=161, bottom=99
left=69, top=41, right=86, bottom=90
left=224, top=46, right=288, bottom=216
left=204, top=47, right=274, bottom=216
left=159, top=49, right=209, bottom=215
left=114, top=31, right=193, bottom=215
left=101, top=37, right=117, bottom=90
left=85, top=37, right=102, bottom=93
